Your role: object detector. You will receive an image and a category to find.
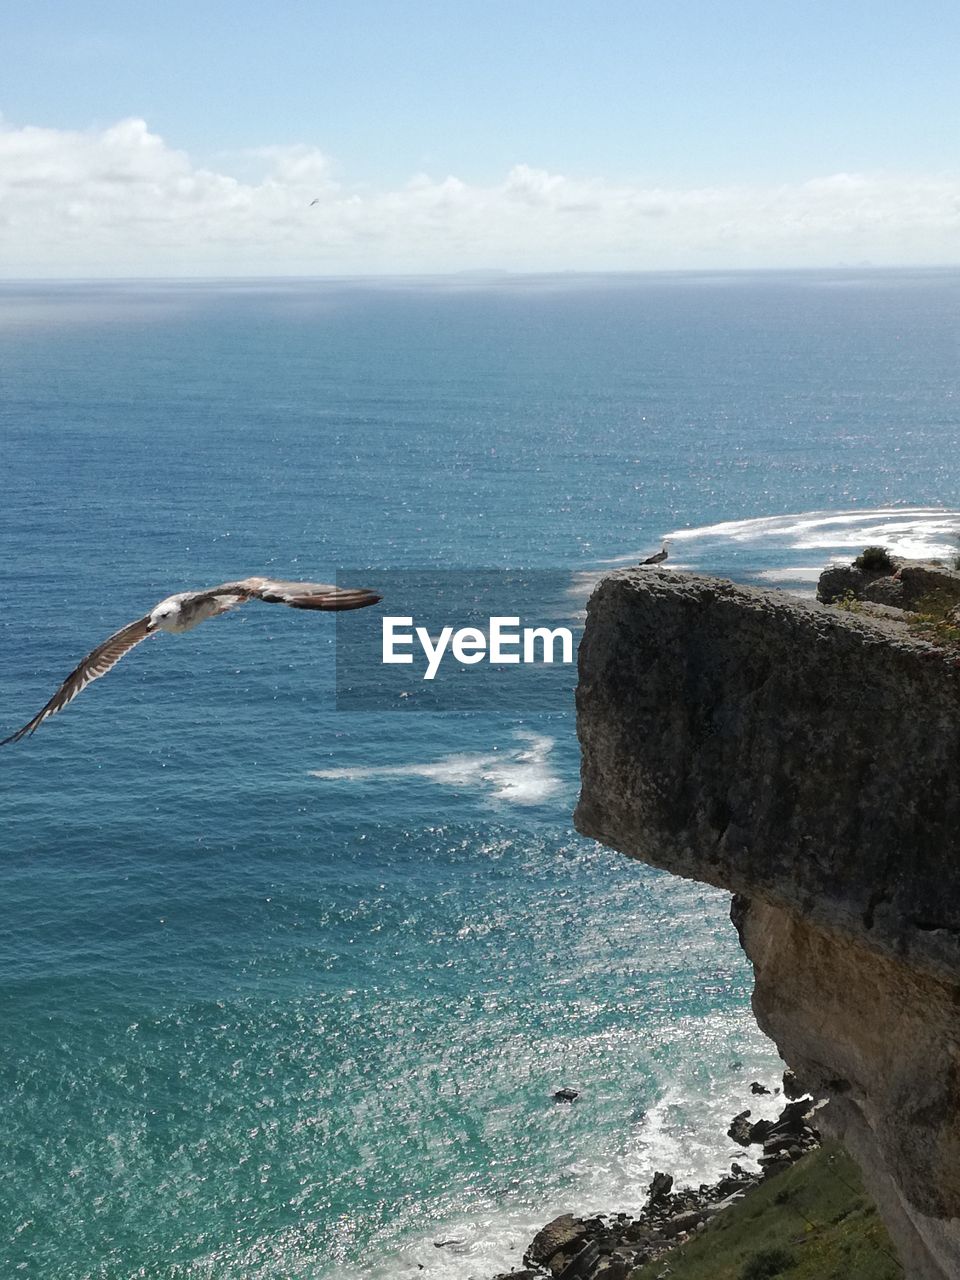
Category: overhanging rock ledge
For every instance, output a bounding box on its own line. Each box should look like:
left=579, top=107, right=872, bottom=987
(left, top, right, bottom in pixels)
left=574, top=568, right=960, bottom=1280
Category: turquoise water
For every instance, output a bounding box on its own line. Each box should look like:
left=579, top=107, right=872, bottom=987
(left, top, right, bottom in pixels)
left=2, top=271, right=959, bottom=1279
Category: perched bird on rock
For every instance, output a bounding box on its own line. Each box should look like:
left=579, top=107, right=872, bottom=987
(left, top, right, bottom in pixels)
left=640, top=540, right=670, bottom=566
left=1, top=577, right=381, bottom=744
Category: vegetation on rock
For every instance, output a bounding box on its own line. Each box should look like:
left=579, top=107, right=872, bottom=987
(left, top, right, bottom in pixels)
left=740, top=1246, right=797, bottom=1279
left=853, top=546, right=895, bottom=573
left=627, top=1143, right=900, bottom=1280
left=832, top=591, right=864, bottom=614
left=908, top=611, right=960, bottom=648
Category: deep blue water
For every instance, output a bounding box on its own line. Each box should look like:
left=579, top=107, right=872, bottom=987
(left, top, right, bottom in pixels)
left=1, top=271, right=959, bottom=1279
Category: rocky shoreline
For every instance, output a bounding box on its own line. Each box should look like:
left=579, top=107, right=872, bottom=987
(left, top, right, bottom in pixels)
left=487, top=1074, right=822, bottom=1280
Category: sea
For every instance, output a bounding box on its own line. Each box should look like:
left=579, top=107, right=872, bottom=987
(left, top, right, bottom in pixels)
left=1, top=269, right=959, bottom=1280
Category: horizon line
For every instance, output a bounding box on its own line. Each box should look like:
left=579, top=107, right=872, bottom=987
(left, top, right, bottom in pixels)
left=3, top=262, right=960, bottom=288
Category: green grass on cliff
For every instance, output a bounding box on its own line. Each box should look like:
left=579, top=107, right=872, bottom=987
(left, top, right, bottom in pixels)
left=628, top=1143, right=902, bottom=1280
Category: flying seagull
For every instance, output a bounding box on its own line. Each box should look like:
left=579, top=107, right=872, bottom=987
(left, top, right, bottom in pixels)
left=1, top=577, right=381, bottom=745
left=640, top=541, right=670, bottom=566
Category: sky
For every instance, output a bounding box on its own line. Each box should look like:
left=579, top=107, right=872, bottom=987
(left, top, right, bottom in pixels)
left=2, top=0, right=960, bottom=276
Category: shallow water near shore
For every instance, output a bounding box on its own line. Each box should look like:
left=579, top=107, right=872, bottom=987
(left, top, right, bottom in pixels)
left=1, top=270, right=959, bottom=1279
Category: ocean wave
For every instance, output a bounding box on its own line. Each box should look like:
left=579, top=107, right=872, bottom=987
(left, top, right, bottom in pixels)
left=752, top=566, right=824, bottom=582
left=666, top=506, right=957, bottom=543
left=664, top=506, right=960, bottom=558
left=597, top=507, right=960, bottom=589
left=309, top=731, right=562, bottom=807
left=319, top=1009, right=781, bottom=1280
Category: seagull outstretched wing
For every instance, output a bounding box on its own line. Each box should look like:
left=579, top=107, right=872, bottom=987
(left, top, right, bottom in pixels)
left=206, top=578, right=381, bottom=611
left=2, top=577, right=381, bottom=745
left=1, top=615, right=153, bottom=745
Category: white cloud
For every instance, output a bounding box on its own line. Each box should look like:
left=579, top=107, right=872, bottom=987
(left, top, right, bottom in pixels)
left=1, top=116, right=959, bottom=276
left=242, top=143, right=333, bottom=188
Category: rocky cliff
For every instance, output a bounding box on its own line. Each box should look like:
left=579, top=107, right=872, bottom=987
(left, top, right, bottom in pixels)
left=574, top=568, right=960, bottom=1280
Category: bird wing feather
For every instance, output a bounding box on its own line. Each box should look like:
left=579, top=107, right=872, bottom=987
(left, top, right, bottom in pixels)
left=200, top=578, right=382, bottom=612
left=1, top=615, right=153, bottom=745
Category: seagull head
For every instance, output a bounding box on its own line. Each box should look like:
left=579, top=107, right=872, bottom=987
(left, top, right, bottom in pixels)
left=148, top=599, right=182, bottom=632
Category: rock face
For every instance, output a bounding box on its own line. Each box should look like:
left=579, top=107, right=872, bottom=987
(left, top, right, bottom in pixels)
left=896, top=563, right=960, bottom=613
left=574, top=569, right=960, bottom=1280
left=816, top=560, right=898, bottom=603
left=817, top=557, right=960, bottom=613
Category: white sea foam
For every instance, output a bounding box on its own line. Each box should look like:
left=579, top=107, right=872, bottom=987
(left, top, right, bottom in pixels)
left=310, top=731, right=562, bottom=807
left=600, top=507, right=960, bottom=576
left=752, top=566, right=824, bottom=582
left=664, top=507, right=960, bottom=558
left=666, top=506, right=948, bottom=542
left=567, top=569, right=608, bottom=596
left=324, top=1009, right=781, bottom=1280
